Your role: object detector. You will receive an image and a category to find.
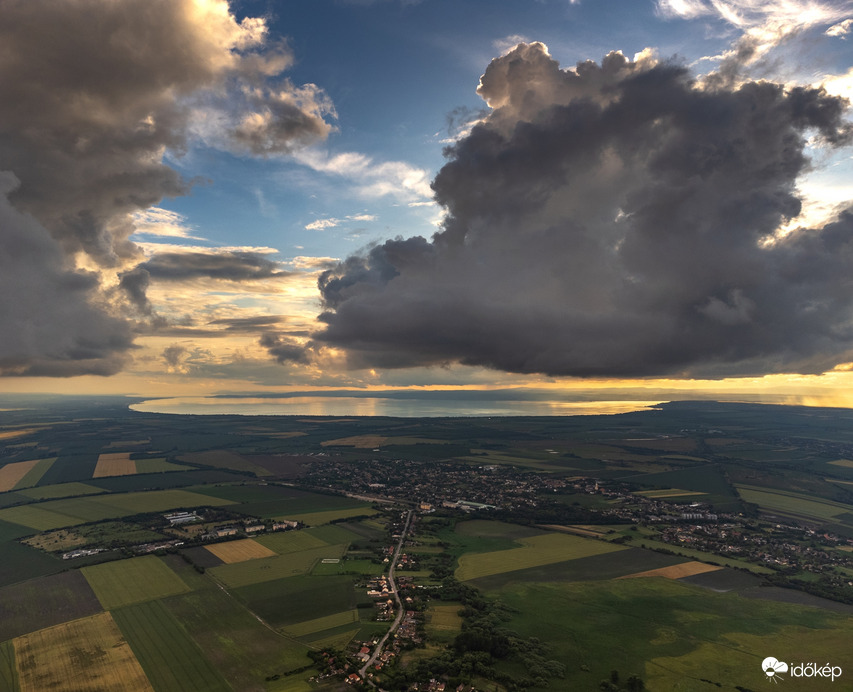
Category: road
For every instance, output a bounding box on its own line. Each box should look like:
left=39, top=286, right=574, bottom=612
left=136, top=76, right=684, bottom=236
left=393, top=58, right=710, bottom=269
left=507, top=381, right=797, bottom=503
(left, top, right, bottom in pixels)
left=359, top=509, right=414, bottom=680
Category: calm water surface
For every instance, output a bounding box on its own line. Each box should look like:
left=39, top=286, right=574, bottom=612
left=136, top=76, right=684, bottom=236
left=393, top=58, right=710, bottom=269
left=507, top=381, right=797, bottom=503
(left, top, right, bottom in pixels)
left=130, top=396, right=663, bottom=417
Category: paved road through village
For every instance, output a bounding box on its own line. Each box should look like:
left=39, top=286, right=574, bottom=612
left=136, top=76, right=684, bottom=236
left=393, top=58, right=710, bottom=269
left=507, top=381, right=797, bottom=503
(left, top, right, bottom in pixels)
left=359, top=509, right=414, bottom=681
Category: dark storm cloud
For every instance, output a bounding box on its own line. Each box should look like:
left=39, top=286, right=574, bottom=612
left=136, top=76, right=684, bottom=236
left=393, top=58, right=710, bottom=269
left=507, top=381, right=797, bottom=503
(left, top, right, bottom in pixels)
left=316, top=43, right=853, bottom=378
left=0, top=174, right=132, bottom=377
left=259, top=333, right=311, bottom=364
left=210, top=316, right=288, bottom=332
left=0, top=0, right=333, bottom=376
left=137, top=251, right=293, bottom=282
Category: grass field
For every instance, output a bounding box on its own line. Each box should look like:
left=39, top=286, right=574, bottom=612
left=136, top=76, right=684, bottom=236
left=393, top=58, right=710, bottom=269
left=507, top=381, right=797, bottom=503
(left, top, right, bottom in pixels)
left=204, top=538, right=277, bottom=564
left=93, top=452, right=136, bottom=478
left=320, top=434, right=387, bottom=448
left=0, top=641, right=17, bottom=692
left=455, top=519, right=547, bottom=540
left=178, top=450, right=272, bottom=476
left=280, top=507, right=377, bottom=526
left=210, top=543, right=348, bottom=587
left=311, top=558, right=384, bottom=576
left=82, top=555, right=190, bottom=609
left=736, top=484, right=853, bottom=522
left=112, top=600, right=231, bottom=692
left=282, top=609, right=359, bottom=637
left=166, top=579, right=313, bottom=688
left=234, top=575, right=357, bottom=626
left=425, top=603, right=463, bottom=643
left=468, top=547, right=686, bottom=590
left=134, top=458, right=190, bottom=474
left=487, top=577, right=853, bottom=691
left=255, top=530, right=329, bottom=554
left=306, top=627, right=360, bottom=651
left=17, top=482, right=106, bottom=500
left=0, top=489, right=235, bottom=530
left=456, top=532, right=626, bottom=581
left=13, top=612, right=153, bottom=692
left=0, top=570, right=103, bottom=642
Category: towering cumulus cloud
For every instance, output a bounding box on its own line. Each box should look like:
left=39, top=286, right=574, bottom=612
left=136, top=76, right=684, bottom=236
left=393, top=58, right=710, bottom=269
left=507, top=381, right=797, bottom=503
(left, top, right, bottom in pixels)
left=0, top=0, right=333, bottom=376
left=317, top=43, right=853, bottom=378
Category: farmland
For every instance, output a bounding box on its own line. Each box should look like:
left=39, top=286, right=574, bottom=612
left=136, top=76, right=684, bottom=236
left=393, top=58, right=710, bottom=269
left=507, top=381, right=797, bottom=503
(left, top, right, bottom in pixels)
left=0, top=489, right=236, bottom=530
left=112, top=600, right=231, bottom=692
left=204, top=538, right=277, bottom=563
left=0, top=570, right=102, bottom=642
left=13, top=612, right=153, bottom=692
left=82, top=555, right=190, bottom=609
left=456, top=532, right=626, bottom=581
left=210, top=542, right=348, bottom=587
left=3, top=397, right=853, bottom=690
left=483, top=577, right=853, bottom=692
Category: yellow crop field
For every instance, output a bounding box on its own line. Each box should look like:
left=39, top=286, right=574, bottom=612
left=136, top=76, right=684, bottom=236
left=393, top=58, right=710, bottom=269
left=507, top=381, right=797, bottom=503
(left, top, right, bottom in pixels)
left=0, top=428, right=39, bottom=441
left=283, top=609, right=359, bottom=636
left=205, top=539, right=277, bottom=564
left=617, top=561, right=723, bottom=580
left=14, top=612, right=153, bottom=692
left=456, top=533, right=626, bottom=581
left=93, top=452, right=136, bottom=478
left=0, top=460, right=43, bottom=492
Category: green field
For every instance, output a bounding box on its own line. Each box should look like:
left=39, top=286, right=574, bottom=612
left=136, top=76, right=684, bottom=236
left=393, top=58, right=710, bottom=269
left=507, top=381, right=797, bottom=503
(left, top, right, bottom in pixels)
left=82, top=555, right=190, bottom=609
left=166, top=579, right=313, bottom=689
left=134, top=458, right=192, bottom=474
left=487, top=577, right=853, bottom=691
left=210, top=543, right=348, bottom=588
left=0, top=489, right=235, bottom=530
left=279, top=507, right=377, bottom=525
left=736, top=484, right=853, bottom=522
left=468, top=547, right=686, bottom=590
left=312, top=558, right=384, bottom=576
left=425, top=603, right=463, bottom=644
left=283, top=609, right=359, bottom=637
left=234, top=575, right=358, bottom=626
left=13, top=458, right=55, bottom=490
left=0, top=640, right=19, bottom=692
left=456, top=532, right=626, bottom=581
left=113, top=600, right=231, bottom=692
left=255, top=530, right=329, bottom=554
left=17, top=482, right=107, bottom=500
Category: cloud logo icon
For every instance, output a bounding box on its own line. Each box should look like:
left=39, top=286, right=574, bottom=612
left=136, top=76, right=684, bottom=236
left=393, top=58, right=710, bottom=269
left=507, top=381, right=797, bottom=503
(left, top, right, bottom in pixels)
left=762, top=657, right=789, bottom=682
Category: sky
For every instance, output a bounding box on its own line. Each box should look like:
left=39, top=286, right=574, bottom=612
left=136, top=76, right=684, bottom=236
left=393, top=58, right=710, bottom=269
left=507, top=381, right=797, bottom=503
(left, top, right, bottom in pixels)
left=3, top=0, right=853, bottom=408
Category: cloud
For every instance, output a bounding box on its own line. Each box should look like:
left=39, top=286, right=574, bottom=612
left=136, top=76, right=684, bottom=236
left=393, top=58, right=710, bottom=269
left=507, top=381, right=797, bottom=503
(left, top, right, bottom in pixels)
left=0, top=173, right=133, bottom=376
left=826, top=18, right=853, bottom=37
left=294, top=149, right=433, bottom=202
left=315, top=43, right=853, bottom=379
left=136, top=250, right=293, bottom=282
left=305, top=213, right=377, bottom=230
left=0, top=0, right=334, bottom=376
left=657, top=0, right=853, bottom=62
left=259, top=333, right=311, bottom=364
left=131, top=208, right=204, bottom=240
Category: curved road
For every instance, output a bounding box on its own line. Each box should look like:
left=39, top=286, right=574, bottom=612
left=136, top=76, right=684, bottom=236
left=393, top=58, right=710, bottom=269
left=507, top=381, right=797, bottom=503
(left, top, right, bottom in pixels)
left=359, top=509, right=414, bottom=680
